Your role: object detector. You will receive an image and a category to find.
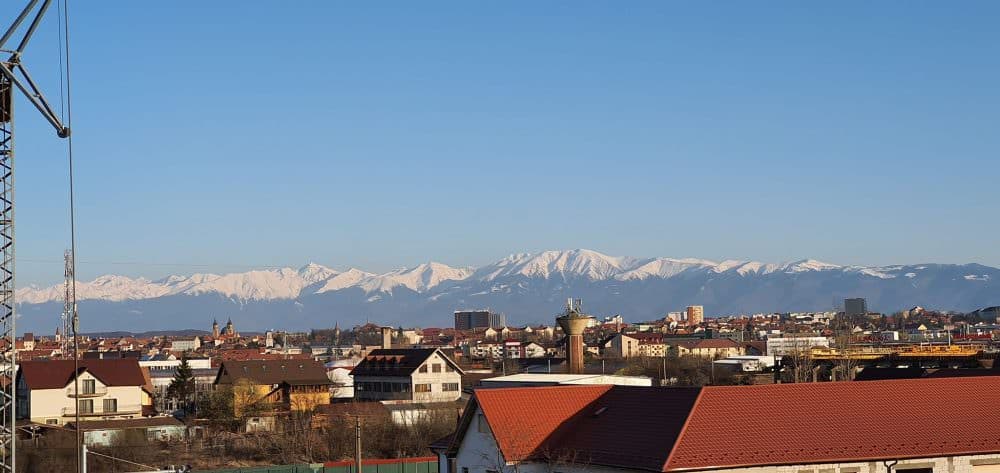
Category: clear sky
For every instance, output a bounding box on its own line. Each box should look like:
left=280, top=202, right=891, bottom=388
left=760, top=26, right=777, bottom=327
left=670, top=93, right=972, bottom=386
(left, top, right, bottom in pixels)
left=11, top=1, right=1000, bottom=286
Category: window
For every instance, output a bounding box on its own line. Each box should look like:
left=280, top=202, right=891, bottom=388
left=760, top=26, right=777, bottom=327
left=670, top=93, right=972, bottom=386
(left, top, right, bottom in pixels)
left=79, top=400, right=94, bottom=415
left=443, top=383, right=459, bottom=392
left=414, top=384, right=432, bottom=393
left=432, top=364, right=442, bottom=373
left=419, top=364, right=428, bottom=373
left=46, top=419, right=58, bottom=425
left=462, top=468, right=469, bottom=473
left=103, top=398, right=117, bottom=413
left=82, top=379, right=96, bottom=395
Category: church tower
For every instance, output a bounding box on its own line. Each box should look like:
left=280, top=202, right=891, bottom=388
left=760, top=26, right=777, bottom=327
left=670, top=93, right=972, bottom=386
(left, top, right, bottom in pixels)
left=212, top=319, right=220, bottom=338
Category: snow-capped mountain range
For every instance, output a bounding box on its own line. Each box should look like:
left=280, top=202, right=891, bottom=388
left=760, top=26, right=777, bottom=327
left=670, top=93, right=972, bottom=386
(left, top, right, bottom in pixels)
left=14, top=249, right=999, bottom=333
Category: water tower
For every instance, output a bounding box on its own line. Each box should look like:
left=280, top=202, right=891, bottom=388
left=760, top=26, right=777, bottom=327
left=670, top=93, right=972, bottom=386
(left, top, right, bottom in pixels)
left=556, top=298, right=594, bottom=374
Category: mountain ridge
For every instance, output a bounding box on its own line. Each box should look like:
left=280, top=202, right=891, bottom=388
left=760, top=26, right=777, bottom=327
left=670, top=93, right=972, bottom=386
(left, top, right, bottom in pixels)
left=13, top=249, right=998, bottom=332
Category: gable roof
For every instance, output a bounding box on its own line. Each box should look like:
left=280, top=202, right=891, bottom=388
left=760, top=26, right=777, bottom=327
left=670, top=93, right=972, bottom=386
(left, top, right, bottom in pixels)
left=457, top=376, right=1000, bottom=472
left=18, top=359, right=146, bottom=390
left=544, top=385, right=700, bottom=471
left=214, top=359, right=330, bottom=386
left=473, top=385, right=611, bottom=462
left=351, top=348, right=463, bottom=377
left=666, top=377, right=1000, bottom=471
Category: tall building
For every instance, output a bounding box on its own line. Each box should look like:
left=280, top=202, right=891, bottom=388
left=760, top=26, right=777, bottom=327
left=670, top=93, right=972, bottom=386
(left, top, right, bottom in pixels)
left=845, top=298, right=868, bottom=317
left=454, top=309, right=505, bottom=331
left=686, top=305, right=704, bottom=326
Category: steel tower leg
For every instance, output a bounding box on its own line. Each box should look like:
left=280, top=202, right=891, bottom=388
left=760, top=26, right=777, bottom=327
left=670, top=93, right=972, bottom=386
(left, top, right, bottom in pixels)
left=0, top=72, right=15, bottom=473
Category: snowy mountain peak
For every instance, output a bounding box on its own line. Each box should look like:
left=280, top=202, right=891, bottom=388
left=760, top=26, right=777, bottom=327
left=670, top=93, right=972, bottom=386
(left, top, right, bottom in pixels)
left=782, top=259, right=842, bottom=273
left=479, top=249, right=641, bottom=281
left=297, top=262, right=339, bottom=283
left=15, top=250, right=995, bottom=307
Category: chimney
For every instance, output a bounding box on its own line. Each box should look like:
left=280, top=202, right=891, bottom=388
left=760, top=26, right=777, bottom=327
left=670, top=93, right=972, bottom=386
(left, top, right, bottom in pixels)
left=556, top=299, right=592, bottom=374
left=381, top=326, right=393, bottom=350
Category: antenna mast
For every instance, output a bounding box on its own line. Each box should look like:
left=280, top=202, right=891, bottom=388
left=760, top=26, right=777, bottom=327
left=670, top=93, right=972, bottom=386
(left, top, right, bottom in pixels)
left=62, top=249, right=73, bottom=355
left=0, top=1, right=72, bottom=471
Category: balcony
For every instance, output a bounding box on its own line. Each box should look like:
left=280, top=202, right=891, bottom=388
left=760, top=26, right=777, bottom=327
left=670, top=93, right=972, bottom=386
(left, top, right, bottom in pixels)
left=66, top=386, right=108, bottom=398
left=61, top=404, right=142, bottom=417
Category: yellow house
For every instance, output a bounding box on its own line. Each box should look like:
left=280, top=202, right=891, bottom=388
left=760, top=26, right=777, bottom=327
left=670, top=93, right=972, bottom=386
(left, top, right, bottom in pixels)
left=214, top=359, right=332, bottom=416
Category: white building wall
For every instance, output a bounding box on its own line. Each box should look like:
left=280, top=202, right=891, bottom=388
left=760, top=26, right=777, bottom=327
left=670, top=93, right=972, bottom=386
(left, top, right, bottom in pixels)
left=27, top=371, right=144, bottom=425
left=452, top=405, right=630, bottom=473
left=766, top=336, right=830, bottom=356
left=410, top=352, right=462, bottom=403
left=327, top=367, right=355, bottom=399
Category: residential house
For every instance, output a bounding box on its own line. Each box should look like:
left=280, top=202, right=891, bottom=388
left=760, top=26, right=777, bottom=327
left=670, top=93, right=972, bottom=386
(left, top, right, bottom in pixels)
left=352, top=348, right=464, bottom=403
left=17, top=359, right=148, bottom=426
left=168, top=337, right=201, bottom=352
left=214, top=359, right=333, bottom=415
left=672, top=338, right=743, bottom=358
left=440, top=377, right=1000, bottom=473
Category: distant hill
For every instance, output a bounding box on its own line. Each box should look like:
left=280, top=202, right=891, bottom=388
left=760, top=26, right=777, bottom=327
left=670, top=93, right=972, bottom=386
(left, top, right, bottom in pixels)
left=15, top=249, right=998, bottom=333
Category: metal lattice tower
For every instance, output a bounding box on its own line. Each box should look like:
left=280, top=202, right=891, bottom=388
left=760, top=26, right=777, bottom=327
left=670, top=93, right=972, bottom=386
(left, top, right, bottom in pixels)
left=0, top=71, right=14, bottom=473
left=61, top=249, right=73, bottom=355
left=0, top=1, right=72, bottom=471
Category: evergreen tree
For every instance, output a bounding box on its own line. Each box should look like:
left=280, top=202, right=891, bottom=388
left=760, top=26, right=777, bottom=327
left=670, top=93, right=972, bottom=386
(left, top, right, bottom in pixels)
left=167, top=356, right=196, bottom=415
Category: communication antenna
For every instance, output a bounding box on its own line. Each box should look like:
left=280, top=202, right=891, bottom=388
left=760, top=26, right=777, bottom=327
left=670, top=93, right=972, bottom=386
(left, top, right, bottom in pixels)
left=61, top=249, right=74, bottom=355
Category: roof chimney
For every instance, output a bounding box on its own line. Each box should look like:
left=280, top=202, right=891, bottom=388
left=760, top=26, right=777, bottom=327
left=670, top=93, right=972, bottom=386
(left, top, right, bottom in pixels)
left=381, top=326, right=393, bottom=350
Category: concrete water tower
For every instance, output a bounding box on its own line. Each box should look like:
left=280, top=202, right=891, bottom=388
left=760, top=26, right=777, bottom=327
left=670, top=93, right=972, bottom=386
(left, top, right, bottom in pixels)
left=556, top=298, right=594, bottom=374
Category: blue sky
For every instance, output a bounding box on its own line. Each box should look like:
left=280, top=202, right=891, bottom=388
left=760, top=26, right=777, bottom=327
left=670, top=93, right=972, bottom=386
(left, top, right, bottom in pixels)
left=11, top=1, right=1000, bottom=285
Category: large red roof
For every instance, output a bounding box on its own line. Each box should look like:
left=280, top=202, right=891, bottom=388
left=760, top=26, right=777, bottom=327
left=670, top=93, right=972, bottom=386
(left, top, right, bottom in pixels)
left=464, top=376, right=1000, bottom=472
left=474, top=385, right=611, bottom=462
left=666, top=376, right=1000, bottom=471
left=19, top=359, right=146, bottom=390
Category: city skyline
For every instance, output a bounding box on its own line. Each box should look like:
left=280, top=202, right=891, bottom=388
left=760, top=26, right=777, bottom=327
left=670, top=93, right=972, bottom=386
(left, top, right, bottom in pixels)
left=11, top=1, right=1000, bottom=286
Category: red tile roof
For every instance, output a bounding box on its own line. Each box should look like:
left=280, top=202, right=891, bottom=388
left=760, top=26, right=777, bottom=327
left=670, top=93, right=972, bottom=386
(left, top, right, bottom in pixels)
left=474, top=385, right=611, bottom=462
left=463, top=376, right=1000, bottom=472
left=666, top=376, right=1000, bottom=471
left=19, top=359, right=146, bottom=390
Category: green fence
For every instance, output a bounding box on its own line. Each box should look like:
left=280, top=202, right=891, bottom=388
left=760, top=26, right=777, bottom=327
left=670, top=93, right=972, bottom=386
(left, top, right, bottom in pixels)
left=197, top=457, right=438, bottom=473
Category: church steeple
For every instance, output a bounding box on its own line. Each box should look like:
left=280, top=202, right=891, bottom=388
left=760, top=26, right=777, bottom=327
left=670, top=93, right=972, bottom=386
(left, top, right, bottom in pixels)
left=212, top=318, right=220, bottom=338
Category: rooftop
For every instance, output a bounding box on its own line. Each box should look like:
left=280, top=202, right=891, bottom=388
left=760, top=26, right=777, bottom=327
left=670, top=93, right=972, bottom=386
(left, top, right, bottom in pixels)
left=457, top=376, right=1000, bottom=472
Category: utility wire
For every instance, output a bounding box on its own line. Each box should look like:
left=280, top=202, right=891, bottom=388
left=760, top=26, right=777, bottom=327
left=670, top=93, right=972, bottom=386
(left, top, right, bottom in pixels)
left=58, top=1, right=82, bottom=472
left=82, top=450, right=163, bottom=472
